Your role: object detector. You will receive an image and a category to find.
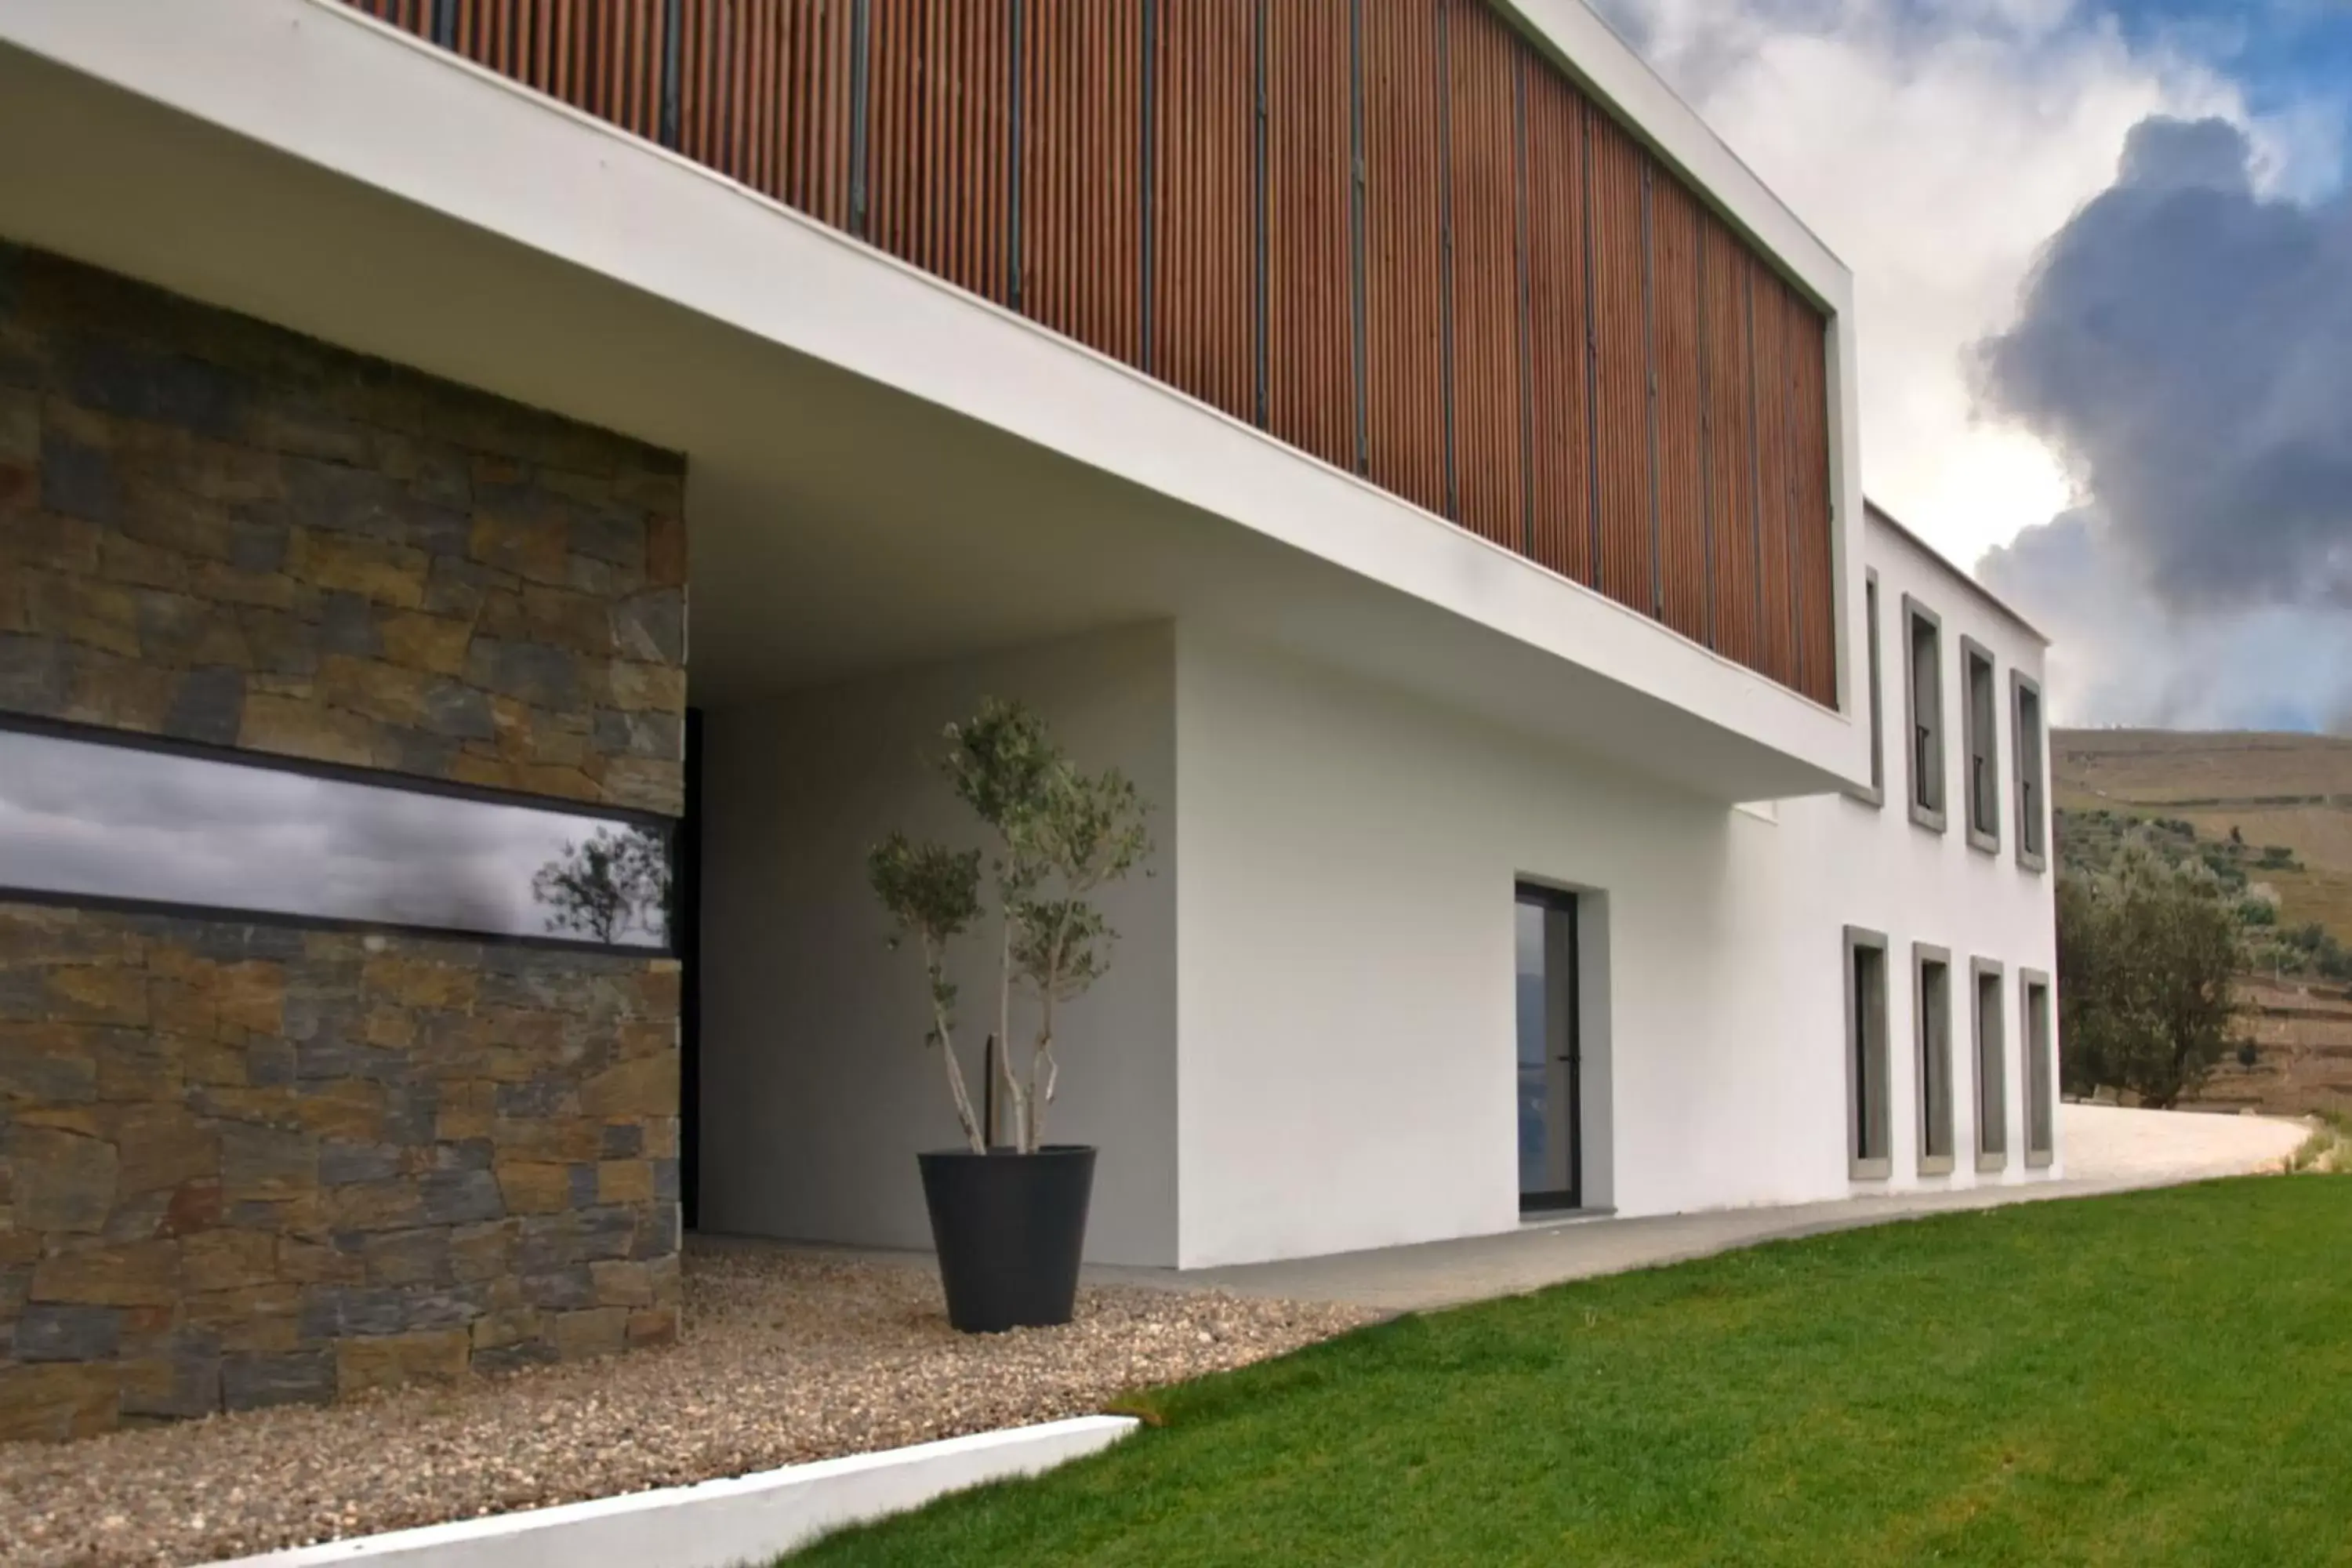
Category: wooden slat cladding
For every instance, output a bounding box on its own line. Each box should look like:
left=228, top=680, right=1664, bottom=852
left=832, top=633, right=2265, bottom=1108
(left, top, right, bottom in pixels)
left=464, top=0, right=668, bottom=140
left=1650, top=172, right=1707, bottom=645
left=1751, top=263, right=1798, bottom=689
left=1586, top=109, right=1652, bottom=615
left=347, top=0, right=1845, bottom=706
left=1363, top=0, right=1448, bottom=520
left=1265, top=0, right=1356, bottom=476
left=1443, top=1, right=1526, bottom=553
left=677, top=1, right=858, bottom=229
left=348, top=0, right=434, bottom=33
left=1788, top=290, right=1838, bottom=707
left=367, top=0, right=668, bottom=140
left=866, top=0, right=1013, bottom=303
left=1521, top=60, right=1592, bottom=586
left=1701, top=211, right=1761, bottom=670
left=1023, top=1, right=1143, bottom=368
left=1152, top=1, right=1255, bottom=426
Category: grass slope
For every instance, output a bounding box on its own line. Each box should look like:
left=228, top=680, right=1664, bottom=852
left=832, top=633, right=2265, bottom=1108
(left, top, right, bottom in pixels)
left=796, top=1179, right=2352, bottom=1567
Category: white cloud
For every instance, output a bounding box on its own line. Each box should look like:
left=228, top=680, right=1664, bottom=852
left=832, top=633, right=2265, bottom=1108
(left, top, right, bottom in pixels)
left=1592, top=0, right=2323, bottom=570
left=1977, top=509, right=2352, bottom=728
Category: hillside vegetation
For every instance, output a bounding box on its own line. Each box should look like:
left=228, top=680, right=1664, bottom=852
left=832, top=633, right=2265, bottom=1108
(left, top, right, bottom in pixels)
left=2055, top=728, right=2352, bottom=1115
left=2053, top=728, right=2352, bottom=946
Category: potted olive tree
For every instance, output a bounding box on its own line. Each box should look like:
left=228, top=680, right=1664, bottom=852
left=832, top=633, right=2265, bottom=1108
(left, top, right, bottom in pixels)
left=867, top=700, right=1152, bottom=1331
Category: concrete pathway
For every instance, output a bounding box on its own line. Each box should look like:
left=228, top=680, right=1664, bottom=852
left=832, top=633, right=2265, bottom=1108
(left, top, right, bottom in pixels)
left=1091, top=1103, right=2310, bottom=1314
left=2053, top=1101, right=2310, bottom=1185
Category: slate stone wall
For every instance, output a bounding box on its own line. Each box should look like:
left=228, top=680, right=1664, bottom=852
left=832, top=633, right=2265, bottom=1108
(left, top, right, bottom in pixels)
left=0, top=239, right=687, bottom=815
left=0, top=245, right=691, bottom=1438
left=0, top=903, right=682, bottom=1441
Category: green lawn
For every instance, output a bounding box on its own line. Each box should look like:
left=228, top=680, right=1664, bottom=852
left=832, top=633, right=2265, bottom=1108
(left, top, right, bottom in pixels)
left=794, top=1178, right=2352, bottom=1566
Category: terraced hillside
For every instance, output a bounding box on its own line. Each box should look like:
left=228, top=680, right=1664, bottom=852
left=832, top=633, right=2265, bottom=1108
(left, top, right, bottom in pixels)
left=2055, top=728, right=2352, bottom=1113
left=2054, top=729, right=2352, bottom=945
left=2200, top=975, right=2352, bottom=1118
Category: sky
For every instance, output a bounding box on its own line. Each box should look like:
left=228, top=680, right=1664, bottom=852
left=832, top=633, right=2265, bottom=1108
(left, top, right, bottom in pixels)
left=1593, top=0, right=2352, bottom=731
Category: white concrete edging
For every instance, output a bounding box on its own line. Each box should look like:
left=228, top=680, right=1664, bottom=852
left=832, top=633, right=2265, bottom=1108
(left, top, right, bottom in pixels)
left=203, top=1414, right=1140, bottom=1568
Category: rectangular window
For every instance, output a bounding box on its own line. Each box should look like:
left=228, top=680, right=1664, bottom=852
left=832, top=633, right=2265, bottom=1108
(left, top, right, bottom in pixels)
left=1849, top=572, right=1886, bottom=806
left=2013, top=673, right=2048, bottom=871
left=2022, top=971, right=2055, bottom=1167
left=1972, top=958, right=2007, bottom=1171
left=1902, top=596, right=1945, bottom=832
left=1915, top=945, right=1954, bottom=1174
left=1845, top=927, right=1892, bottom=1180
left=0, top=720, right=671, bottom=949
left=1961, top=638, right=1999, bottom=852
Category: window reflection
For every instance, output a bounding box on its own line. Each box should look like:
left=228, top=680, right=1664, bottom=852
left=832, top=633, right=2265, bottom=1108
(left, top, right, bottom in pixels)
left=0, top=727, right=670, bottom=948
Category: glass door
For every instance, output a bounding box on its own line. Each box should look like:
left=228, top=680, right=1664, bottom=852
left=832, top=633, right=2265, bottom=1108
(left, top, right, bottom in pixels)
left=1516, top=885, right=1581, bottom=1212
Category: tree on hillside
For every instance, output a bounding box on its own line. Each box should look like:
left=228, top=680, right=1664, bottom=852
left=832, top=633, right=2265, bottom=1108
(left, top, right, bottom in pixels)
left=2058, top=837, right=2246, bottom=1108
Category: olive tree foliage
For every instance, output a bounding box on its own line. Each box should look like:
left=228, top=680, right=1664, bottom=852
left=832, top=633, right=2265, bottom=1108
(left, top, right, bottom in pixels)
left=2057, top=837, right=2247, bottom=1109
left=867, top=699, right=1154, bottom=1155
left=867, top=837, right=988, bottom=1151
left=532, top=825, right=670, bottom=945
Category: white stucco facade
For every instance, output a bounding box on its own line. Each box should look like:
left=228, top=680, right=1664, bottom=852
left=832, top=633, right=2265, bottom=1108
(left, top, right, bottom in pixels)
left=697, top=510, right=2053, bottom=1271
left=1170, top=514, right=2055, bottom=1268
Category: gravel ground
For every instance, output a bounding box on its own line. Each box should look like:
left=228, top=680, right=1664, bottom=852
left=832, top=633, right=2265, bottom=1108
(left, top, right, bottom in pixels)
left=0, top=1245, right=1377, bottom=1568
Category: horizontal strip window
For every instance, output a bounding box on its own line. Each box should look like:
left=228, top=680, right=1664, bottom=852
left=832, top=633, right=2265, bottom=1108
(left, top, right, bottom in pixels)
left=0, top=722, right=671, bottom=951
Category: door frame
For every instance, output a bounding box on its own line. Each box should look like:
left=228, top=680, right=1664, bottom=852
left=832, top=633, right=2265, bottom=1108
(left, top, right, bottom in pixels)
left=678, top=706, right=702, bottom=1230
left=1517, top=882, right=1583, bottom=1214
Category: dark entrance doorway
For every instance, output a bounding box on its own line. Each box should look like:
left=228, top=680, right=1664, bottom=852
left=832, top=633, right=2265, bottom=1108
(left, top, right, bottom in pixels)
left=1516, top=884, right=1581, bottom=1213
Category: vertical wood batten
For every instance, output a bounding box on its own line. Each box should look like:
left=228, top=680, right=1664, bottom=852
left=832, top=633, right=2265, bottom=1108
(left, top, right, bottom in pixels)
left=1752, top=267, right=1797, bottom=688
left=1348, top=0, right=1370, bottom=475
left=1512, top=47, right=1536, bottom=557
left=1152, top=1, right=1254, bottom=425
left=1434, top=0, right=1457, bottom=521
left=1522, top=62, right=1592, bottom=586
left=1650, top=169, right=1708, bottom=645
left=1700, top=209, right=1758, bottom=669
left=1792, top=299, right=1838, bottom=707
left=1587, top=109, right=1650, bottom=619
left=1440, top=0, right=1525, bottom=552
left=1024, top=0, right=1140, bottom=358
left=1362, top=0, right=1447, bottom=521
left=1266, top=0, right=1356, bottom=475
left=1253, top=0, right=1271, bottom=430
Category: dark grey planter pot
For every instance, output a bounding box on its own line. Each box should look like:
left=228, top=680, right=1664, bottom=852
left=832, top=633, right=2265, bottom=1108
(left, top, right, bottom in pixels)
left=916, top=1144, right=1097, bottom=1333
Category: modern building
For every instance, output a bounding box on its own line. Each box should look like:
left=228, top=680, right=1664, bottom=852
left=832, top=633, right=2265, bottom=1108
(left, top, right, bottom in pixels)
left=0, top=0, right=2054, bottom=1436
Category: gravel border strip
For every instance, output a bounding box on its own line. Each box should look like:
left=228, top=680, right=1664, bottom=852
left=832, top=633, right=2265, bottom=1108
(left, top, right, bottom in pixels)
left=1, top=1247, right=1375, bottom=1568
